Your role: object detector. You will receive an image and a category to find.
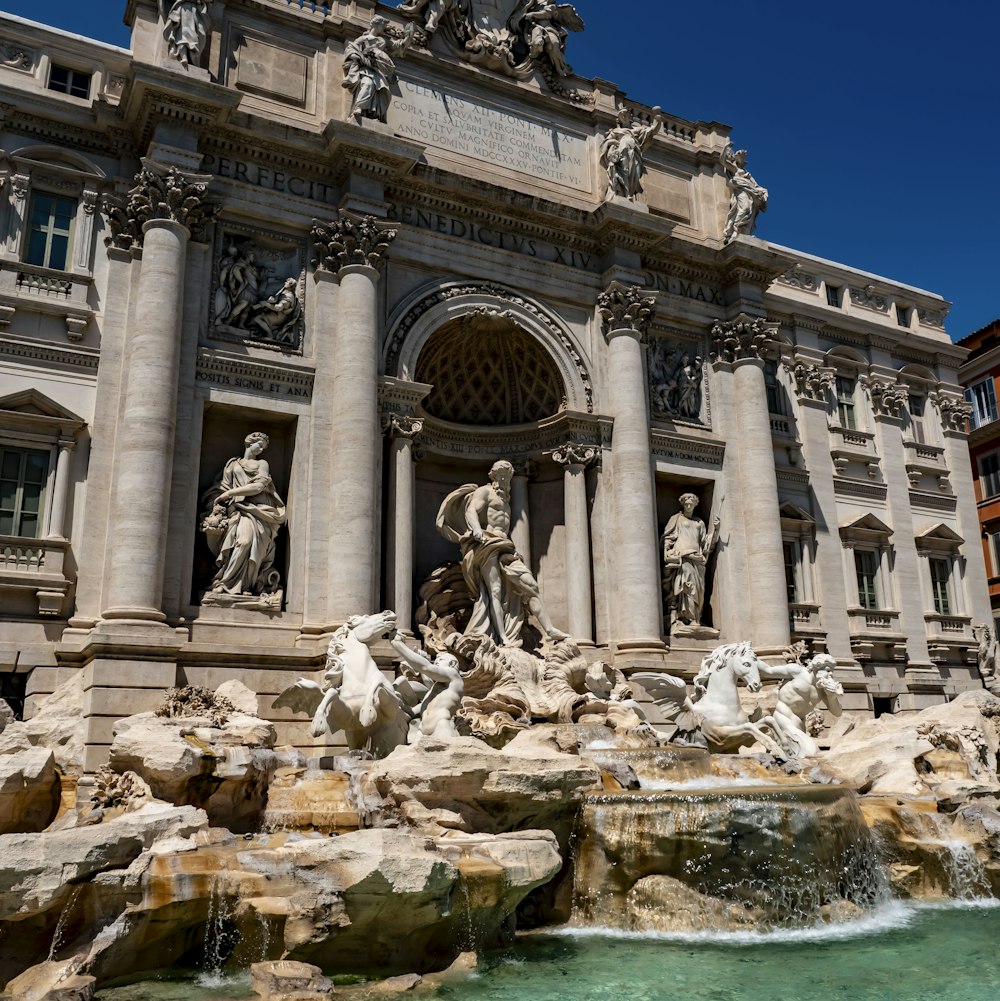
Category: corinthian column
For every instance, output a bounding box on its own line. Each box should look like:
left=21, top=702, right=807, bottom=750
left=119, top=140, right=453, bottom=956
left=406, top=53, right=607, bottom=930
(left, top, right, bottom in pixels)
left=711, top=314, right=789, bottom=652
left=553, top=443, right=598, bottom=645
left=313, top=215, right=397, bottom=624
left=597, top=282, right=663, bottom=653
left=383, top=415, right=423, bottom=633
left=102, top=166, right=215, bottom=621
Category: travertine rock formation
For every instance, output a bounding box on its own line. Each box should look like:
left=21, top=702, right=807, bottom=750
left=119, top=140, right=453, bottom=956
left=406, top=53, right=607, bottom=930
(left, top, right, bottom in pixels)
left=0, top=746, right=61, bottom=835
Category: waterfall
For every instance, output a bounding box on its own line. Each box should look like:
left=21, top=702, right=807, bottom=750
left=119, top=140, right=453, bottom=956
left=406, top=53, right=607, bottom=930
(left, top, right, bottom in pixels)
left=938, top=839, right=992, bottom=901
left=47, top=885, right=83, bottom=962
left=572, top=783, right=889, bottom=933
left=200, top=873, right=239, bottom=983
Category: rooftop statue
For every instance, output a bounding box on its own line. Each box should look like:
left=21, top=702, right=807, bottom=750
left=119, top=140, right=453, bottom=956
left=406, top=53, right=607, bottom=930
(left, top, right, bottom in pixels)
left=200, top=432, right=287, bottom=609
left=397, top=0, right=471, bottom=36
left=722, top=142, right=768, bottom=243
left=343, top=15, right=416, bottom=123
left=436, top=459, right=568, bottom=647
left=508, top=0, right=585, bottom=77
left=158, top=1, right=209, bottom=69
left=600, top=107, right=663, bottom=200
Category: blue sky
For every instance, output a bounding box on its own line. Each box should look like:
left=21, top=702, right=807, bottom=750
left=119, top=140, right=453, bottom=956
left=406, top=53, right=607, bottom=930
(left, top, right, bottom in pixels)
left=4, top=1, right=998, bottom=339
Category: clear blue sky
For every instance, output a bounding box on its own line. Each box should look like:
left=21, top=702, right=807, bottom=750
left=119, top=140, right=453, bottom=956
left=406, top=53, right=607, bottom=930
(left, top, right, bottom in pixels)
left=5, top=1, right=998, bottom=339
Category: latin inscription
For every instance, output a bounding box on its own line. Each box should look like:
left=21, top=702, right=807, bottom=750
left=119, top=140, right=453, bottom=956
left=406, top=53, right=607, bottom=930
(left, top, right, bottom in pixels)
left=196, top=369, right=312, bottom=399
left=389, top=80, right=590, bottom=191
left=642, top=270, right=724, bottom=307
left=387, top=203, right=596, bottom=270
left=200, top=153, right=336, bottom=204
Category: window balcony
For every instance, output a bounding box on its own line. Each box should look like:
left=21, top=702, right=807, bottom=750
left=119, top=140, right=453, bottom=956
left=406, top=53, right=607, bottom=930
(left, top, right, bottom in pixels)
left=0, top=536, right=71, bottom=616
left=0, top=262, right=94, bottom=341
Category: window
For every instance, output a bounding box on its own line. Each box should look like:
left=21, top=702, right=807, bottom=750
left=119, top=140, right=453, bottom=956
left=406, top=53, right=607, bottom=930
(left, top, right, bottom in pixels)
left=47, top=64, right=91, bottom=99
left=0, top=446, right=50, bottom=538
left=966, top=378, right=999, bottom=429
left=765, top=359, right=786, bottom=416
left=25, top=192, right=76, bottom=271
left=929, top=558, right=952, bottom=616
left=981, top=453, right=1000, bottom=499
left=783, top=541, right=799, bottom=603
left=990, top=530, right=1000, bottom=577
left=826, top=285, right=841, bottom=307
left=897, top=306, right=910, bottom=327
left=908, top=394, right=926, bottom=444
left=836, top=376, right=857, bottom=430
left=855, top=549, right=880, bottom=610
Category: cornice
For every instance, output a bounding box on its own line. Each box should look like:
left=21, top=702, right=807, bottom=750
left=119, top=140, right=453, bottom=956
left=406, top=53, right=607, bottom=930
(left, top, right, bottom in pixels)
left=649, top=427, right=726, bottom=467
left=0, top=333, right=99, bottom=371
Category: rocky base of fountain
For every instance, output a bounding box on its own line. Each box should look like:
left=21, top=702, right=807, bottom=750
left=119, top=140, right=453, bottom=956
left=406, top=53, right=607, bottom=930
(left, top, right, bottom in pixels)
left=1, top=678, right=1000, bottom=997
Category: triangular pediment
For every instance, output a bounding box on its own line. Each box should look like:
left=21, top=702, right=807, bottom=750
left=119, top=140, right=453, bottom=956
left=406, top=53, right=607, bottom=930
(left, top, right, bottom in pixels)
left=840, top=512, right=893, bottom=536
left=0, top=389, right=84, bottom=424
left=916, top=523, right=964, bottom=545
left=779, top=501, right=814, bottom=523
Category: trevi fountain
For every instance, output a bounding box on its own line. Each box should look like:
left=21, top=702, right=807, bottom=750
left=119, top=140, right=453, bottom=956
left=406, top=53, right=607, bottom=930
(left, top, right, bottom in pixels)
left=1, top=2, right=999, bottom=1001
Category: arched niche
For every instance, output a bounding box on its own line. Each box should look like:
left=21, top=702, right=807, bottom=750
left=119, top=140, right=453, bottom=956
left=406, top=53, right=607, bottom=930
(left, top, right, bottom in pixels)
left=384, top=282, right=593, bottom=415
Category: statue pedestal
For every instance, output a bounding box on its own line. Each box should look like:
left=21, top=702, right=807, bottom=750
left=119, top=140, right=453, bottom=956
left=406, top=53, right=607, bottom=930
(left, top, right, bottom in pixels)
left=670, top=623, right=720, bottom=641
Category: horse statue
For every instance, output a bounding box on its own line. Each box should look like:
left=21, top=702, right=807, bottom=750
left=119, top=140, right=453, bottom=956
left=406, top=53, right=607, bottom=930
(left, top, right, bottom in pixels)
left=633, top=641, right=785, bottom=755
left=274, top=610, right=411, bottom=758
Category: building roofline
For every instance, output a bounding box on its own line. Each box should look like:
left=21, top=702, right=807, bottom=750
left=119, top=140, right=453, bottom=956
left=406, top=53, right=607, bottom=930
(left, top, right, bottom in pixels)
left=0, top=12, right=131, bottom=55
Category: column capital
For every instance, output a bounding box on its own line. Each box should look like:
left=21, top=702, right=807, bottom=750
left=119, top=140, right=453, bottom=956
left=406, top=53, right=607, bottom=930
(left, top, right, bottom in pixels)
left=709, top=313, right=776, bottom=365
left=381, top=414, right=423, bottom=440
left=552, top=442, right=599, bottom=470
left=862, top=376, right=907, bottom=420
left=931, top=392, right=972, bottom=434
left=103, top=163, right=216, bottom=251
left=312, top=214, right=397, bottom=274
left=597, top=281, right=656, bottom=340
left=785, top=360, right=835, bottom=403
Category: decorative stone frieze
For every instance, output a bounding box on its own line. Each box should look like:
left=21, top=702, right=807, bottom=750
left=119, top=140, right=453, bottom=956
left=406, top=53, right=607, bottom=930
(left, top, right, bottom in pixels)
left=552, top=442, right=597, bottom=468
left=709, top=313, right=773, bottom=364
left=849, top=285, right=889, bottom=313
left=0, top=42, right=35, bottom=71
left=103, top=166, right=216, bottom=250
left=776, top=267, right=818, bottom=292
left=648, top=339, right=705, bottom=422
left=597, top=282, right=656, bottom=338
left=311, top=215, right=397, bottom=272
left=786, top=361, right=835, bottom=402
left=382, top=414, right=424, bottom=440
left=865, top=378, right=908, bottom=419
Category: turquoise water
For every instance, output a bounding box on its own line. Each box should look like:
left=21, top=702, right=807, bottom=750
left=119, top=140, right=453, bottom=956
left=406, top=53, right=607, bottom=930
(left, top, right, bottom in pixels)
left=97, top=903, right=1000, bottom=1001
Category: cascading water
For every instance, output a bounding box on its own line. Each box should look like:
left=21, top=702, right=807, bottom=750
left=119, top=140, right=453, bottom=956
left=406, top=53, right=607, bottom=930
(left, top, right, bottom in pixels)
left=199, top=873, right=239, bottom=985
left=935, top=839, right=992, bottom=901
left=573, top=747, right=890, bottom=933
left=47, top=885, right=84, bottom=962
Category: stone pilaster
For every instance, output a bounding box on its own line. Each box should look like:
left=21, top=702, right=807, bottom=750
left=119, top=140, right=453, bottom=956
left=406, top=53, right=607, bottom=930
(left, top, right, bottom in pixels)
left=383, top=414, right=423, bottom=633
left=710, top=313, right=789, bottom=652
left=553, top=443, right=598, bottom=646
left=101, top=165, right=215, bottom=622
left=597, top=281, right=664, bottom=654
left=786, top=358, right=854, bottom=661
left=313, top=214, right=397, bottom=624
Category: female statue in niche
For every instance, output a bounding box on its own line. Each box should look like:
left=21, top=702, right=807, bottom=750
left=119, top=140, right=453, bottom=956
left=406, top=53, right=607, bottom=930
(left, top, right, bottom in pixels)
left=200, top=432, right=287, bottom=605
left=662, top=492, right=720, bottom=636
left=158, top=1, right=209, bottom=69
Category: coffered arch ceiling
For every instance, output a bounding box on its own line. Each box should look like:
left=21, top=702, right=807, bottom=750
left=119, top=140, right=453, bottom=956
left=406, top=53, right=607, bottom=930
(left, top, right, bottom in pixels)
left=415, top=311, right=566, bottom=427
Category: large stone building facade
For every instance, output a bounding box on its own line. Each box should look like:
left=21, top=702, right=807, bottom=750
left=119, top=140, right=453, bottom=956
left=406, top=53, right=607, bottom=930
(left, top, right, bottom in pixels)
left=0, top=1, right=989, bottom=765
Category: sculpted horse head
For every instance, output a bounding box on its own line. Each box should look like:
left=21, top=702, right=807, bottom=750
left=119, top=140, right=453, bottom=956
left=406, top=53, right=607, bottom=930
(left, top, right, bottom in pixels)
left=692, top=641, right=762, bottom=702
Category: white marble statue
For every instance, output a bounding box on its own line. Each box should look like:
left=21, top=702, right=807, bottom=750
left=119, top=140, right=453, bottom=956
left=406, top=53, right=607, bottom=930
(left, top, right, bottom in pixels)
left=397, top=0, right=469, bottom=35
left=274, top=611, right=413, bottom=758
left=662, top=493, right=720, bottom=636
left=158, top=1, right=209, bottom=69
left=634, top=642, right=785, bottom=755
left=508, top=0, right=584, bottom=77
left=342, top=15, right=416, bottom=122
left=759, top=654, right=844, bottom=757
left=436, top=459, right=568, bottom=648
left=722, top=143, right=768, bottom=243
left=200, top=432, right=287, bottom=604
left=389, top=632, right=464, bottom=739
left=973, top=624, right=1000, bottom=695
left=600, top=107, right=663, bottom=200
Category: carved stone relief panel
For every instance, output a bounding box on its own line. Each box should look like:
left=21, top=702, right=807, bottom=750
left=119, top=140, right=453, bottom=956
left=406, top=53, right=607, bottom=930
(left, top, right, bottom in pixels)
left=211, top=226, right=305, bottom=352
left=648, top=335, right=707, bottom=425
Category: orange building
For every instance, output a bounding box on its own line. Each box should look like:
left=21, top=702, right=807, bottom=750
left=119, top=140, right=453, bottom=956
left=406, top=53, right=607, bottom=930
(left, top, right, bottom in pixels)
left=958, top=319, right=1000, bottom=629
